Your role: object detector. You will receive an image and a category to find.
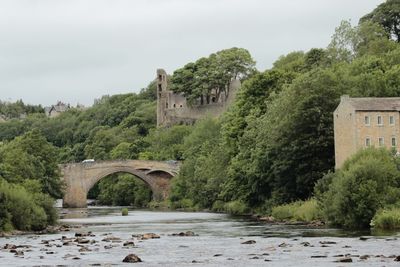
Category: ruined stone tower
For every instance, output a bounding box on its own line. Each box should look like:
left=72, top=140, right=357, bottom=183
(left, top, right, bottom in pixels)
left=156, top=69, right=169, bottom=126
left=156, top=68, right=240, bottom=127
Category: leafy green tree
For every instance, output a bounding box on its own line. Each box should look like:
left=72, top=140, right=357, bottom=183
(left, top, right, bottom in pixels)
left=171, top=48, right=255, bottom=104
left=360, top=0, right=400, bottom=42
left=143, top=125, right=192, bottom=160
left=93, top=174, right=152, bottom=206
left=170, top=118, right=228, bottom=208
left=317, top=148, right=400, bottom=228
left=0, top=130, right=63, bottom=198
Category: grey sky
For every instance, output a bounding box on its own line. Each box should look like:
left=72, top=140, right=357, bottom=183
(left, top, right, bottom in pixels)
left=0, top=0, right=384, bottom=106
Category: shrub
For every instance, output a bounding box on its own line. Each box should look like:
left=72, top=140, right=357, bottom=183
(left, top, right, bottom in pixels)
left=0, top=179, right=56, bottom=231
left=224, top=200, right=249, bottom=215
left=319, top=148, right=400, bottom=228
left=211, top=200, right=226, bottom=212
left=271, top=199, right=321, bottom=222
left=371, top=208, right=400, bottom=229
left=121, top=208, right=129, bottom=216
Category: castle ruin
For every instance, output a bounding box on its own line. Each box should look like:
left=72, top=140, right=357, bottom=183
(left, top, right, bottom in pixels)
left=156, top=69, right=240, bottom=127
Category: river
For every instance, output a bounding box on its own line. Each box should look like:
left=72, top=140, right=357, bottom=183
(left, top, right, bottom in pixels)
left=1, top=206, right=400, bottom=266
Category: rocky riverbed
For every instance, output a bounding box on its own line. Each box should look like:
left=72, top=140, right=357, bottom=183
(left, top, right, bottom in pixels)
left=0, top=208, right=400, bottom=266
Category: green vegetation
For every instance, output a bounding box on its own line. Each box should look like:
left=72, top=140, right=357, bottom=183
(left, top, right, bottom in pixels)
left=371, top=208, right=400, bottom=229
left=1, top=1, right=400, bottom=231
left=88, top=174, right=152, bottom=207
left=121, top=208, right=129, bottom=216
left=316, top=148, right=400, bottom=228
left=271, top=199, right=321, bottom=222
left=0, top=179, right=57, bottom=231
left=171, top=47, right=255, bottom=105
left=0, top=99, right=44, bottom=119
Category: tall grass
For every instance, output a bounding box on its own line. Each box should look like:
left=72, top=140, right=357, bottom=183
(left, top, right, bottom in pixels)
left=371, top=208, right=400, bottom=229
left=271, top=199, right=322, bottom=222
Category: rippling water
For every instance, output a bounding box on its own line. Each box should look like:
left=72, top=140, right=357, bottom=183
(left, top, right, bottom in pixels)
left=1, top=206, right=400, bottom=266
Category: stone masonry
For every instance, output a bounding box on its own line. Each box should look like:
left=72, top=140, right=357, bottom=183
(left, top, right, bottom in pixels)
left=156, top=69, right=241, bottom=127
left=334, top=95, right=400, bottom=168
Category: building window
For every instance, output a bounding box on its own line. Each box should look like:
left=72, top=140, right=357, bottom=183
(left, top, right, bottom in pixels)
left=392, top=137, right=397, bottom=147
left=390, top=116, right=395, bottom=125
left=365, top=138, right=371, bottom=147
left=378, top=137, right=384, bottom=147
left=364, top=116, right=370, bottom=125
left=377, top=115, right=383, bottom=126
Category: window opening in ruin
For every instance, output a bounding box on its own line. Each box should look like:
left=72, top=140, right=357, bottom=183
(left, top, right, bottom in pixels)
left=173, top=104, right=176, bottom=108
left=211, top=97, right=216, bottom=103
left=180, top=105, right=183, bottom=108
left=166, top=103, right=168, bottom=108
left=158, top=74, right=162, bottom=81
left=158, top=84, right=162, bottom=91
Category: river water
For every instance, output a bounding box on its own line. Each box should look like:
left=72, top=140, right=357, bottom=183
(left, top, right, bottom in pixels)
left=1, top=206, right=400, bottom=266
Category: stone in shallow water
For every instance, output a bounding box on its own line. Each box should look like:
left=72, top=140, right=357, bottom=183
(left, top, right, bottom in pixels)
left=3, top=244, right=17, bottom=250
left=122, top=254, right=142, bottom=263
left=335, top=257, right=352, bottom=263
left=241, top=240, right=256, bottom=244
left=123, top=241, right=135, bottom=247
left=319, top=241, right=337, bottom=245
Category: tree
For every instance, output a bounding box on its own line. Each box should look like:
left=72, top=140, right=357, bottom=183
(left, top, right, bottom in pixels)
left=0, top=130, right=63, bottom=198
left=360, top=0, right=400, bottom=42
left=317, top=148, right=400, bottom=228
left=171, top=48, right=255, bottom=105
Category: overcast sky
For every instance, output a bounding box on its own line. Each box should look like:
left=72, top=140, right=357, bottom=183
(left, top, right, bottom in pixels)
left=0, top=0, right=384, bottom=106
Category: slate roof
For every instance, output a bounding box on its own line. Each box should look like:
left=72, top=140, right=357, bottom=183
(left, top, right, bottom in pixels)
left=345, top=97, right=400, bottom=111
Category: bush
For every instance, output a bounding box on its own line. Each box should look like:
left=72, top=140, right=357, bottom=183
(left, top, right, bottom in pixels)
left=319, top=148, right=400, bottom=229
left=121, top=208, right=129, bottom=216
left=0, top=179, right=56, bottom=231
left=271, top=199, right=321, bottom=222
left=224, top=200, right=249, bottom=215
left=211, top=200, right=226, bottom=212
left=371, top=208, right=400, bottom=229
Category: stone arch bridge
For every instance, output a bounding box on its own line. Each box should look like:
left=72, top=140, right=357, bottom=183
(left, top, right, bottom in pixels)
left=61, top=160, right=180, bottom=208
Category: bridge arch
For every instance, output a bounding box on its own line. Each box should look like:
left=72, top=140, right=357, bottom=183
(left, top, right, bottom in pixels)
left=61, top=160, right=179, bottom=208
left=89, top=167, right=158, bottom=195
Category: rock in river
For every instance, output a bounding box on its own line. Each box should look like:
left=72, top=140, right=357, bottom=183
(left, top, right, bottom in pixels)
left=241, top=240, right=256, bottom=244
left=335, top=257, right=352, bottom=263
left=123, top=254, right=142, bottom=263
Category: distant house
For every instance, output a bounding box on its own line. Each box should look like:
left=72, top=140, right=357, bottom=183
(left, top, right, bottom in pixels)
left=0, top=114, right=6, bottom=123
left=334, top=95, right=400, bottom=168
left=45, top=101, right=70, bottom=118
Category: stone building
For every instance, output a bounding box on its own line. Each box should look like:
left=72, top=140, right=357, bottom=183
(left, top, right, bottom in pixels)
left=156, top=69, right=240, bottom=127
left=334, top=95, right=400, bottom=168
left=45, top=101, right=70, bottom=118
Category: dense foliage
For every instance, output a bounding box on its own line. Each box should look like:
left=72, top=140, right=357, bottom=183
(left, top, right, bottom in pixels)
left=171, top=48, right=256, bottom=105
left=0, top=100, right=44, bottom=119
left=316, top=148, right=400, bottom=228
left=88, top=174, right=152, bottom=207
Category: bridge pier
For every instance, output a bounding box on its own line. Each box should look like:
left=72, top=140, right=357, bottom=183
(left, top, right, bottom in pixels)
left=60, top=160, right=179, bottom=208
